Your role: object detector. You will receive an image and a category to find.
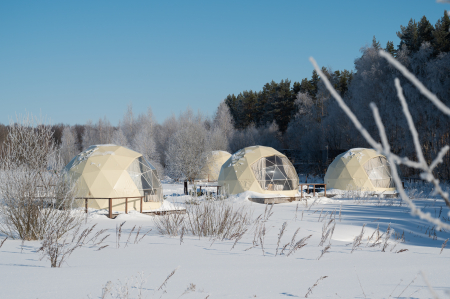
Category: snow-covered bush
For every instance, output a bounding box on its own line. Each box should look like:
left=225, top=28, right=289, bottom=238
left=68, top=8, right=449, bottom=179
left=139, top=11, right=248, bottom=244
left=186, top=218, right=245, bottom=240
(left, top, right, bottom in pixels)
left=154, top=200, right=253, bottom=241
left=39, top=224, right=109, bottom=268
left=0, top=114, right=82, bottom=240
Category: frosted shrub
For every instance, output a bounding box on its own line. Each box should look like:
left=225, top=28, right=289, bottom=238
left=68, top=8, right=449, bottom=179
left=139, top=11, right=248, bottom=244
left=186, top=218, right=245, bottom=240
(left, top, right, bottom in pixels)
left=0, top=115, right=82, bottom=240
left=153, top=212, right=185, bottom=237
left=185, top=201, right=253, bottom=239
left=39, top=224, right=109, bottom=268
left=154, top=200, right=253, bottom=241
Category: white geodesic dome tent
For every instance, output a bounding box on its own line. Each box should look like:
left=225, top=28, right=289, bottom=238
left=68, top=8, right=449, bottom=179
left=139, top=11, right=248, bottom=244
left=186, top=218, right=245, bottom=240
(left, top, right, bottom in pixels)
left=199, top=150, right=232, bottom=181
left=218, top=146, right=299, bottom=196
left=64, top=145, right=163, bottom=211
left=324, top=148, right=396, bottom=192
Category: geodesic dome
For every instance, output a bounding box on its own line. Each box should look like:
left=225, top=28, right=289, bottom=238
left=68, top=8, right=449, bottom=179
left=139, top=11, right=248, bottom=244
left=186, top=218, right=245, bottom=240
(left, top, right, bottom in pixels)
left=218, top=146, right=299, bottom=196
left=64, top=145, right=163, bottom=211
left=199, top=151, right=232, bottom=181
left=324, top=148, right=396, bottom=192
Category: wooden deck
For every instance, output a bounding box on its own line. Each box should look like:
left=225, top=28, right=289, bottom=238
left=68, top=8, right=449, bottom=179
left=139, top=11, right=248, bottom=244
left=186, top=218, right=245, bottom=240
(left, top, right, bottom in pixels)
left=98, top=209, right=186, bottom=219
left=143, top=209, right=186, bottom=216
left=78, top=197, right=186, bottom=219
left=249, top=183, right=328, bottom=204
left=248, top=197, right=303, bottom=204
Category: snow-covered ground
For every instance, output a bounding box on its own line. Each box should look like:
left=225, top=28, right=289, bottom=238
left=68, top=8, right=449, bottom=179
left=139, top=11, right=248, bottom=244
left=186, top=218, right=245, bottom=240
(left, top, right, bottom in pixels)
left=0, top=182, right=449, bottom=298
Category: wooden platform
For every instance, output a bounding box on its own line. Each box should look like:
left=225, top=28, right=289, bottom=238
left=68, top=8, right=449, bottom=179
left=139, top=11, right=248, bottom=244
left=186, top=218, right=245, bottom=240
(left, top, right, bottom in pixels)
left=143, top=209, right=186, bottom=216
left=100, top=209, right=186, bottom=219
left=248, top=197, right=303, bottom=204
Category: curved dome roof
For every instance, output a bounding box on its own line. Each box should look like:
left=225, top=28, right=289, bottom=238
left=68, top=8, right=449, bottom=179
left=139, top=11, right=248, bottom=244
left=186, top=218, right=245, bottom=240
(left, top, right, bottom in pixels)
left=324, top=148, right=396, bottom=192
left=218, top=146, right=299, bottom=196
left=199, top=150, right=232, bottom=181
left=65, top=144, right=162, bottom=211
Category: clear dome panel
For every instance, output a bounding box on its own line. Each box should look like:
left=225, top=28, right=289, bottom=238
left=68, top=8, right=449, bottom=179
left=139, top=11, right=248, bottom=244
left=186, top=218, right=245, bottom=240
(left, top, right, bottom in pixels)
left=127, top=157, right=163, bottom=202
left=363, top=156, right=395, bottom=188
left=251, top=155, right=299, bottom=191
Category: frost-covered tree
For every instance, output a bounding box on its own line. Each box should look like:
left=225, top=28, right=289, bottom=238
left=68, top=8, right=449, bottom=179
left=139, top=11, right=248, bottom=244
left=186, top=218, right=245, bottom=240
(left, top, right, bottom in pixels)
left=165, top=110, right=210, bottom=182
left=229, top=124, right=259, bottom=153
left=121, top=104, right=136, bottom=143
left=111, top=127, right=129, bottom=148
left=255, top=121, right=282, bottom=150
left=97, top=117, right=114, bottom=145
left=207, top=127, right=229, bottom=152
left=81, top=120, right=98, bottom=150
left=131, top=108, right=163, bottom=174
left=60, top=126, right=79, bottom=165
left=213, top=100, right=235, bottom=142
left=81, top=117, right=113, bottom=150
left=154, top=114, right=179, bottom=168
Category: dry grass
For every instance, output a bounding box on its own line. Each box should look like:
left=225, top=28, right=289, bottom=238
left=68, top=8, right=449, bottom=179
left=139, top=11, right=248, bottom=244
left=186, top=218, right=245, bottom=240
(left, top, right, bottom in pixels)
left=351, top=224, right=365, bottom=253
left=381, top=224, right=392, bottom=252
left=154, top=200, right=253, bottom=242
left=319, top=218, right=336, bottom=247
left=286, top=233, right=312, bottom=257
left=304, top=276, right=328, bottom=298
left=38, top=223, right=109, bottom=268
left=97, top=268, right=200, bottom=299
left=116, top=222, right=126, bottom=248
left=440, top=238, right=449, bottom=254
left=275, top=222, right=287, bottom=256
left=158, top=267, right=179, bottom=291
left=317, top=244, right=331, bottom=260
left=0, top=237, right=7, bottom=249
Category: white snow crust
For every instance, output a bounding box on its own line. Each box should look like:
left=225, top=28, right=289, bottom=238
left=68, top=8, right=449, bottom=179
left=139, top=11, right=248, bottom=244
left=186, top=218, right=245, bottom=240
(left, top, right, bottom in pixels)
left=0, top=182, right=448, bottom=298
left=342, top=148, right=366, bottom=162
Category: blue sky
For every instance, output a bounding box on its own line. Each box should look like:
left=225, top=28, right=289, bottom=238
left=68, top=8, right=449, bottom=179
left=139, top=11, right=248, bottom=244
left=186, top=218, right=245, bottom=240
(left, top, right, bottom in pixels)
left=0, top=1, right=448, bottom=125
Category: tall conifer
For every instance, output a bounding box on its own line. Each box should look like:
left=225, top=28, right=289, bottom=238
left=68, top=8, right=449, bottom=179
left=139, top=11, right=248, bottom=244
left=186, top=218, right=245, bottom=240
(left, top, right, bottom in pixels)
left=385, top=41, right=396, bottom=56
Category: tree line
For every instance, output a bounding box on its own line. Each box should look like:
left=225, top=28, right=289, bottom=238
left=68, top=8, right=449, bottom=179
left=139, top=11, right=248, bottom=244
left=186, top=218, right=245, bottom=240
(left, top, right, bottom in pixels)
left=0, top=11, right=449, bottom=180
left=225, top=11, right=450, bottom=180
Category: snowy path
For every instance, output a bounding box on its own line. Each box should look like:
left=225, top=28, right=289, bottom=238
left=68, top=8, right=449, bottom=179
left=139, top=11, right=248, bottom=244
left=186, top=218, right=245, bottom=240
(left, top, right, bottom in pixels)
left=0, top=183, right=449, bottom=298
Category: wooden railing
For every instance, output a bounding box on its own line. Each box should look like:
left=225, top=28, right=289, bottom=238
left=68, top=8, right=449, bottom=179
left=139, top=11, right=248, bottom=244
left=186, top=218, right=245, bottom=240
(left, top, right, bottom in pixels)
left=77, top=196, right=145, bottom=219
left=300, top=183, right=327, bottom=198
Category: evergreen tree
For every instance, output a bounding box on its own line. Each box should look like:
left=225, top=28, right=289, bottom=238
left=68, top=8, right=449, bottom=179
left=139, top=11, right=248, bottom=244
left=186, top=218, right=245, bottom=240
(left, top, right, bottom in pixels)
left=333, top=70, right=341, bottom=93
left=372, top=36, right=381, bottom=50
left=417, top=15, right=434, bottom=46
left=309, top=70, right=320, bottom=98
left=397, top=19, right=419, bottom=52
left=299, top=78, right=314, bottom=96
left=224, top=94, right=239, bottom=127
left=292, top=81, right=301, bottom=95
left=433, top=11, right=450, bottom=54
left=385, top=41, right=396, bottom=56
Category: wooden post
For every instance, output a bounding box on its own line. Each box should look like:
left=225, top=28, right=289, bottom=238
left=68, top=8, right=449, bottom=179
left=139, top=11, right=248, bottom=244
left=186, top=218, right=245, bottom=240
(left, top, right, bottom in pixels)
left=85, top=198, right=88, bottom=214
left=184, top=181, right=188, bottom=195
left=109, top=198, right=112, bottom=219
left=125, top=197, right=128, bottom=214
left=313, top=184, right=316, bottom=197
left=324, top=184, right=327, bottom=197
left=140, top=197, right=143, bottom=213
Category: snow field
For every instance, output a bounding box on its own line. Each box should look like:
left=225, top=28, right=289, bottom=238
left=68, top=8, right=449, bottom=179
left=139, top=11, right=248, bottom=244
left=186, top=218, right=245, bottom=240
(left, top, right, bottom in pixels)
left=0, top=183, right=449, bottom=298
